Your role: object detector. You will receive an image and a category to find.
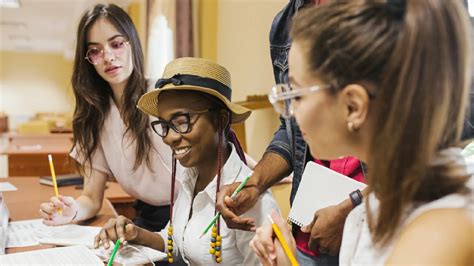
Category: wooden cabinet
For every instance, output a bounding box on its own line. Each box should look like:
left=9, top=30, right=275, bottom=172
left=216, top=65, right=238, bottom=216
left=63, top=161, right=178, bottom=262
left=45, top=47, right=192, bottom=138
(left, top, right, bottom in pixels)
left=4, top=133, right=75, bottom=176
left=8, top=153, right=75, bottom=176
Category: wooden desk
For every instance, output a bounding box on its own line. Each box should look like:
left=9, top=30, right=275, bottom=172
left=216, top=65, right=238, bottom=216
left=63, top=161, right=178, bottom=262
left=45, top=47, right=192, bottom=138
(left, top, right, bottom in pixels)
left=3, top=177, right=134, bottom=254
left=4, top=133, right=75, bottom=176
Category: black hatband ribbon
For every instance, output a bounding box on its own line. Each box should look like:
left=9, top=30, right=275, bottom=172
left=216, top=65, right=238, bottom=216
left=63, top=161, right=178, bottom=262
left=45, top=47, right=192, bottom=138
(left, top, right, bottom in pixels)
left=155, top=73, right=231, bottom=100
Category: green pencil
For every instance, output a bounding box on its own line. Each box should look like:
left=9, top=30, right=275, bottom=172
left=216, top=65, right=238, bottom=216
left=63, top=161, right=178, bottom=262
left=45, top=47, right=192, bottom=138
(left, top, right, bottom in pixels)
left=107, top=238, right=121, bottom=266
left=107, top=224, right=127, bottom=266
left=199, top=174, right=252, bottom=238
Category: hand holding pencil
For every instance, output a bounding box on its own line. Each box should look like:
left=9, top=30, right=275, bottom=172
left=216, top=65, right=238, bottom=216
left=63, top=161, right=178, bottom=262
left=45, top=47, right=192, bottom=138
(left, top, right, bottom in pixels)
left=47, top=154, right=61, bottom=215
left=250, top=209, right=298, bottom=266
left=40, top=195, right=79, bottom=226
left=39, top=154, right=79, bottom=226
left=200, top=175, right=253, bottom=238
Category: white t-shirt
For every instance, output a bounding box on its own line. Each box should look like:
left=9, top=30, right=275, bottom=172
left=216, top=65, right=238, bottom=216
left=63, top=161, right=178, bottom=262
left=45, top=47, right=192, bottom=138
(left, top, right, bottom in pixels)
left=339, top=151, right=473, bottom=265
left=159, top=143, right=279, bottom=266
left=71, top=98, right=180, bottom=206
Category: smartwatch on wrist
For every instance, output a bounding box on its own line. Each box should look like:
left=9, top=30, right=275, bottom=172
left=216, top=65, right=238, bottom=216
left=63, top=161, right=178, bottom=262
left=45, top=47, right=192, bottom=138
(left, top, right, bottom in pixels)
left=349, top=189, right=363, bottom=207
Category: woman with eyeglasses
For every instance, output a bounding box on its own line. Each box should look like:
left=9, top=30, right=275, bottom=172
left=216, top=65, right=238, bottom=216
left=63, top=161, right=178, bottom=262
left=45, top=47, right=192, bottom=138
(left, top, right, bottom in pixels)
left=93, top=57, right=279, bottom=265
left=251, top=0, right=473, bottom=265
left=38, top=4, right=176, bottom=235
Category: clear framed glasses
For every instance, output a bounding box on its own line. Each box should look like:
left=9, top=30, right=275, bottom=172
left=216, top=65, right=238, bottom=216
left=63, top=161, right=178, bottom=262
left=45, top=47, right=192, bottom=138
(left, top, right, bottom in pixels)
left=84, top=36, right=129, bottom=65
left=150, top=109, right=213, bottom=138
left=268, top=83, right=329, bottom=118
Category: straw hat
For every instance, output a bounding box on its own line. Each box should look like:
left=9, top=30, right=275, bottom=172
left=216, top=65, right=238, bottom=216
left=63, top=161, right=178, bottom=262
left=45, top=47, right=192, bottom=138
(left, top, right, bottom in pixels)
left=137, top=57, right=251, bottom=124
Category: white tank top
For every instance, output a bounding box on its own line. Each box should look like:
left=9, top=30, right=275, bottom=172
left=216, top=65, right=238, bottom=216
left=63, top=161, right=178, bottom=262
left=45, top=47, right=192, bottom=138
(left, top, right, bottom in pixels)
left=339, top=154, right=473, bottom=265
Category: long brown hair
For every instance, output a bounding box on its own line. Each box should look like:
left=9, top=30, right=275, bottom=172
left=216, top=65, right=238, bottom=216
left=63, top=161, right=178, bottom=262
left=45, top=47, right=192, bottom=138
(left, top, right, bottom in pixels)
left=71, top=4, right=151, bottom=171
left=291, top=0, right=472, bottom=245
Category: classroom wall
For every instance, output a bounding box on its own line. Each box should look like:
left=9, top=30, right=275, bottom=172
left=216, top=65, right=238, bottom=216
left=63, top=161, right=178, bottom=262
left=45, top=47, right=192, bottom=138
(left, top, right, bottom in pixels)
left=127, top=0, right=147, bottom=51
left=216, top=0, right=287, bottom=161
left=0, top=51, right=74, bottom=129
left=199, top=0, right=219, bottom=61
left=216, top=0, right=291, bottom=217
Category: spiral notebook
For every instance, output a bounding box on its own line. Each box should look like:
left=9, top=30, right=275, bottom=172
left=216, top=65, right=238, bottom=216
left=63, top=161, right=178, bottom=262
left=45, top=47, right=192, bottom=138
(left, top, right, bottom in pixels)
left=288, top=161, right=367, bottom=227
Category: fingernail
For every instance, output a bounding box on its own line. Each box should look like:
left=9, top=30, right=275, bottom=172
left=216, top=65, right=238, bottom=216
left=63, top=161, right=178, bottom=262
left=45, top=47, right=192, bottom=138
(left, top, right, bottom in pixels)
left=120, top=237, right=125, bottom=242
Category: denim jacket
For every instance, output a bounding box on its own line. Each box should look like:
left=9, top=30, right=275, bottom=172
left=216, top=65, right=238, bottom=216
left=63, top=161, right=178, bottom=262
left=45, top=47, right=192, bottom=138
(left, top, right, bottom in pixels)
left=266, top=0, right=312, bottom=205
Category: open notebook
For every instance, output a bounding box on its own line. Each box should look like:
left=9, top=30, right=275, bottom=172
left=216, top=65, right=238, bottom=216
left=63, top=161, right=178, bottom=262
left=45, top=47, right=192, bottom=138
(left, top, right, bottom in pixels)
left=288, top=161, right=367, bottom=227
left=37, top=223, right=101, bottom=248
left=0, top=245, right=103, bottom=265
left=7, top=219, right=99, bottom=248
left=93, top=243, right=167, bottom=265
left=6, top=219, right=167, bottom=265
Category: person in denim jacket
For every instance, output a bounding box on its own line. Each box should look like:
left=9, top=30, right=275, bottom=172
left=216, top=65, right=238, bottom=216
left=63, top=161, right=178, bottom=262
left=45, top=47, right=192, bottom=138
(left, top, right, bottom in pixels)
left=217, top=1, right=366, bottom=265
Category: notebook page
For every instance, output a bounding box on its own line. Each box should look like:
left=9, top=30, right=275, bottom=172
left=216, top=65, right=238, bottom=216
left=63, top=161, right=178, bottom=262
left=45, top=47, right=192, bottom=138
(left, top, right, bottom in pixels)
left=8, top=219, right=101, bottom=248
left=36, top=223, right=100, bottom=248
left=6, top=219, right=43, bottom=248
left=0, top=245, right=103, bottom=265
left=94, top=243, right=167, bottom=266
left=288, top=161, right=367, bottom=227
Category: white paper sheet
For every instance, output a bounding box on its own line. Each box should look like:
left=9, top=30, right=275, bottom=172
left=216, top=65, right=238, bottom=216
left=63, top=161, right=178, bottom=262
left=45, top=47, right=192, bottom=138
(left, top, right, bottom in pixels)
left=36, top=224, right=100, bottom=248
left=0, top=245, right=103, bottom=265
left=7, top=219, right=100, bottom=248
left=288, top=161, right=367, bottom=227
left=0, top=182, right=17, bottom=192
left=94, top=243, right=167, bottom=266
left=6, top=219, right=43, bottom=248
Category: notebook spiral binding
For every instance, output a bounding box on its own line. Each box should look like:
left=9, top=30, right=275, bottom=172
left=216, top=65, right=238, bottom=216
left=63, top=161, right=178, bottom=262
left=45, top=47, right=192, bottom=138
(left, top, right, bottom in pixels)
left=287, top=217, right=304, bottom=227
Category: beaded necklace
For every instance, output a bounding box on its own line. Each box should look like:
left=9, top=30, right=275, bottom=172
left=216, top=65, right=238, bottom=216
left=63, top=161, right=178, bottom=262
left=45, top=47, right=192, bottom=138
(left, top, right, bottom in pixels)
left=209, top=123, right=224, bottom=263
left=167, top=156, right=177, bottom=263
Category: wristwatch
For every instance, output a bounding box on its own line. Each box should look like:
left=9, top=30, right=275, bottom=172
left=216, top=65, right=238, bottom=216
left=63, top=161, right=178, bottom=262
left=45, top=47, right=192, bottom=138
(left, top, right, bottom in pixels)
left=349, top=189, right=363, bottom=207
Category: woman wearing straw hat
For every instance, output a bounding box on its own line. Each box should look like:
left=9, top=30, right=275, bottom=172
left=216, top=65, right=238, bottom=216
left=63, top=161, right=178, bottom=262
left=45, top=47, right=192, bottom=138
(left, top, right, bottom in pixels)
left=39, top=4, right=176, bottom=234
left=94, top=57, right=279, bottom=265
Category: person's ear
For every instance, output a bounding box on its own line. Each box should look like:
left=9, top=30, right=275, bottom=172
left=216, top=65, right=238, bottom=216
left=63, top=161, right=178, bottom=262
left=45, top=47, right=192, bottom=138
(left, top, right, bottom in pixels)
left=340, top=84, right=370, bottom=132
left=212, top=109, right=230, bottom=130
left=218, top=110, right=230, bottom=129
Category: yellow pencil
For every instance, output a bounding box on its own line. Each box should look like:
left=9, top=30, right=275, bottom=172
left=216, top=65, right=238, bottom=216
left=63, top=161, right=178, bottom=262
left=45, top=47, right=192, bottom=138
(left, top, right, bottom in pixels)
left=47, top=154, right=61, bottom=215
left=268, top=215, right=298, bottom=266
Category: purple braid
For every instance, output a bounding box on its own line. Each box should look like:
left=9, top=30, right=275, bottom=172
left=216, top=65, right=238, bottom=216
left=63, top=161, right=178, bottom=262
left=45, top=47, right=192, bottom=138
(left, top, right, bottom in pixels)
left=227, top=128, right=247, bottom=165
